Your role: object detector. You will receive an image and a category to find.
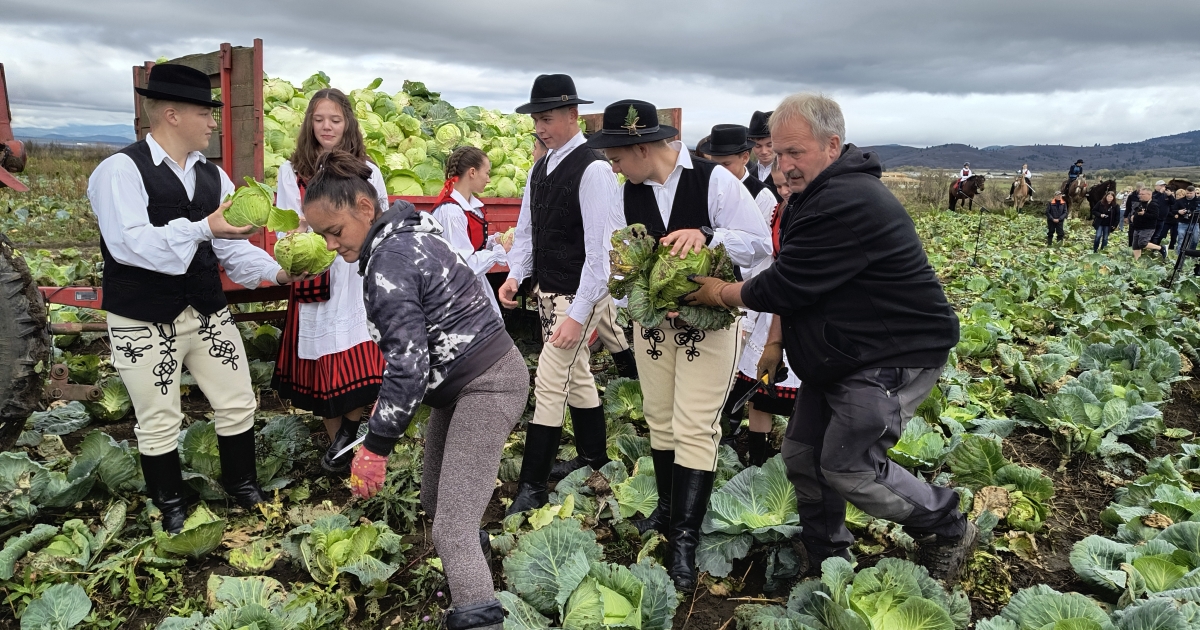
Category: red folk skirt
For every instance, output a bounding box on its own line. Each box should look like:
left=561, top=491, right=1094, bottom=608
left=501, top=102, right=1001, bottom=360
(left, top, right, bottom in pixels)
left=271, top=276, right=385, bottom=418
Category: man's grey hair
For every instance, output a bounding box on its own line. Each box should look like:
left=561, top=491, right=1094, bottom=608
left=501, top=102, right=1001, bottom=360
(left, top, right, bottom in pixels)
left=769, top=93, right=845, bottom=148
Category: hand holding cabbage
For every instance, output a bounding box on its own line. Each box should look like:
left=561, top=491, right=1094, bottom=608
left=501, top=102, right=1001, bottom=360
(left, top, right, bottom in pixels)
left=223, top=176, right=301, bottom=232
left=608, top=224, right=739, bottom=331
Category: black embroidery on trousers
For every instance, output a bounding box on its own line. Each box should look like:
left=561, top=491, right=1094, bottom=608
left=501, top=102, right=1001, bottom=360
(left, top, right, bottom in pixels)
left=538, top=293, right=563, bottom=342
left=151, top=323, right=178, bottom=395
left=111, top=327, right=153, bottom=364
left=674, top=327, right=706, bottom=362
left=197, top=310, right=240, bottom=369
left=640, top=326, right=665, bottom=361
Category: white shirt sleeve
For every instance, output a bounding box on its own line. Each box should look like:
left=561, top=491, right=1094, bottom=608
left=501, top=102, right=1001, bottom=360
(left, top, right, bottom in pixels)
left=566, top=160, right=621, bottom=323
left=505, top=171, right=536, bottom=284
left=86, top=154, right=214, bottom=275
left=707, top=167, right=772, bottom=269
left=432, top=203, right=506, bottom=276
left=754, top=188, right=777, bottom=225
left=276, top=161, right=301, bottom=213
left=210, top=169, right=282, bottom=288
left=368, top=162, right=390, bottom=211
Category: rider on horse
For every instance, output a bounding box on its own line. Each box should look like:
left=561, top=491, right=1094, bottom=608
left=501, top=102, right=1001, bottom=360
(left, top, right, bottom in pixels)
left=955, top=162, right=973, bottom=195
left=1067, top=159, right=1083, bottom=183
left=1006, top=163, right=1035, bottom=201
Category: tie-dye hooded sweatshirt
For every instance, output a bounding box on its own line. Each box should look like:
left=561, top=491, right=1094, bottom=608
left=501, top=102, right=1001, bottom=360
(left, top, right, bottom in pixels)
left=358, top=200, right=516, bottom=456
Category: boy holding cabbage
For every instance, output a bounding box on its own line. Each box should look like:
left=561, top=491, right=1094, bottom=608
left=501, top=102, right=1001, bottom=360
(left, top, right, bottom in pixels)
left=586, top=99, right=771, bottom=592
left=87, top=64, right=307, bottom=534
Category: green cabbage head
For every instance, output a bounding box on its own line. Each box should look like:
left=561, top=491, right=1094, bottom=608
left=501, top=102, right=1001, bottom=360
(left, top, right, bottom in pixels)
left=274, top=232, right=336, bottom=275
left=648, top=246, right=711, bottom=310
left=223, top=177, right=300, bottom=232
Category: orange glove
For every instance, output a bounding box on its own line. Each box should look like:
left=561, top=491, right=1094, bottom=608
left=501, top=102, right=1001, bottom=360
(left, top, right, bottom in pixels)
left=684, top=275, right=732, bottom=307
left=349, top=448, right=388, bottom=499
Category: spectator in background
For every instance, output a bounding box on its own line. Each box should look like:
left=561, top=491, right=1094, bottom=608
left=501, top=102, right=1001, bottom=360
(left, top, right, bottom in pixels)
left=1176, top=187, right=1200, bottom=257
left=1115, top=186, right=1132, bottom=232
left=1130, top=187, right=1163, bottom=261
left=1149, top=180, right=1172, bottom=259
left=1090, top=191, right=1119, bottom=252
left=1046, top=192, right=1068, bottom=246
left=1126, top=182, right=1144, bottom=246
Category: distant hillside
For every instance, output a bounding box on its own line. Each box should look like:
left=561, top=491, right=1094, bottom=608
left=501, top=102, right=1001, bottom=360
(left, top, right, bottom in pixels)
left=14, top=124, right=134, bottom=147
left=861, top=130, right=1200, bottom=171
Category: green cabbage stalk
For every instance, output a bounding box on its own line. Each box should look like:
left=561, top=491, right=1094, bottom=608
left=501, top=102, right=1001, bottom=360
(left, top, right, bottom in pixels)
left=222, top=177, right=300, bottom=232
left=274, top=232, right=336, bottom=275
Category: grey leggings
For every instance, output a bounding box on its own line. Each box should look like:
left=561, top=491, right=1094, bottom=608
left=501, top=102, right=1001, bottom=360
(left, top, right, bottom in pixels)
left=421, top=346, right=528, bottom=606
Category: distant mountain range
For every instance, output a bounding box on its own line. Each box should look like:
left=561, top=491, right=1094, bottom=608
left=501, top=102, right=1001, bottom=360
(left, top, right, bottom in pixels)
left=861, top=130, right=1200, bottom=172
left=13, top=124, right=134, bottom=146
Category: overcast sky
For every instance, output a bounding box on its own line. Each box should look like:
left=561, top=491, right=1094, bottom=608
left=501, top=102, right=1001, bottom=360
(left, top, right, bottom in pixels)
left=5, top=0, right=1200, bottom=148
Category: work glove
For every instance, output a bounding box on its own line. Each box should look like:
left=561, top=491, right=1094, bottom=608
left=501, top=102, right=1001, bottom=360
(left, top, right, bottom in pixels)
left=757, top=341, right=784, bottom=387
left=349, top=447, right=388, bottom=499
left=684, top=275, right=731, bottom=308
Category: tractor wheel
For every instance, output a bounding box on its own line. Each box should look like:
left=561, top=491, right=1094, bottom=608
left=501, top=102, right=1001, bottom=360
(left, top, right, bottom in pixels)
left=0, top=234, right=50, bottom=450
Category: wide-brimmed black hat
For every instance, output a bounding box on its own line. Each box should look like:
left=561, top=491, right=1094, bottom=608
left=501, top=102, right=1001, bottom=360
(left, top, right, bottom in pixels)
left=135, top=64, right=222, bottom=108
left=514, top=74, right=593, bottom=114
left=585, top=100, right=678, bottom=149
left=747, top=110, right=772, bottom=139
left=1076, top=159, right=1084, bottom=164
left=697, top=124, right=754, bottom=156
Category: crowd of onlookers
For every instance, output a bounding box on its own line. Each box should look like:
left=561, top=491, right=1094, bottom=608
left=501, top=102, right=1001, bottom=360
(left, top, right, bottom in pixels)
left=1046, top=181, right=1200, bottom=266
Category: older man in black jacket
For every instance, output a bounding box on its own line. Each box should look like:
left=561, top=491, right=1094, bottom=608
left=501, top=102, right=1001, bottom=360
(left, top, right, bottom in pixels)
left=686, top=93, right=975, bottom=584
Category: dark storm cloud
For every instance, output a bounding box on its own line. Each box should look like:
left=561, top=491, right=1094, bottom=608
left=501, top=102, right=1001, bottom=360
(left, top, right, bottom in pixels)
left=7, top=0, right=1200, bottom=98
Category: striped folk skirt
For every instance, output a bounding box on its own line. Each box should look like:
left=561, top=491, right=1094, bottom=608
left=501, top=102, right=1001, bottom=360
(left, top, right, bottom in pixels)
left=272, top=279, right=384, bottom=418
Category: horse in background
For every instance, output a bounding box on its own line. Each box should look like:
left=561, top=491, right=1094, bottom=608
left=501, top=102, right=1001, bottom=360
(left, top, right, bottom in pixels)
left=1086, top=180, right=1116, bottom=211
left=949, top=175, right=986, bottom=211
left=1167, top=178, right=1194, bottom=192
left=1061, top=176, right=1088, bottom=218
left=1012, top=175, right=1031, bottom=212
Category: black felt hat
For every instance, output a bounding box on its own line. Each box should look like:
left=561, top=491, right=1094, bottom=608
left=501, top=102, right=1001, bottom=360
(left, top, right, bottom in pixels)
left=514, top=74, right=593, bottom=114
left=135, top=64, right=222, bottom=108
left=747, top=110, right=772, bottom=139
left=584, top=100, right=678, bottom=149
left=697, top=124, right=754, bottom=156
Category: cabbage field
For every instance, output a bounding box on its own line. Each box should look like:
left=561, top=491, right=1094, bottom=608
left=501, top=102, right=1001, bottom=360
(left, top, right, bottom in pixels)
left=262, top=73, right=539, bottom=198
left=3, top=153, right=1200, bottom=630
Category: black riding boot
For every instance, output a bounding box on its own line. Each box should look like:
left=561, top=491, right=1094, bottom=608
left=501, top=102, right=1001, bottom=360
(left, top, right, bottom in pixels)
left=506, top=424, right=562, bottom=516
left=217, top=429, right=268, bottom=508
left=667, top=465, right=715, bottom=592
left=321, top=419, right=361, bottom=473
left=611, top=349, right=639, bottom=380
left=141, top=450, right=190, bottom=534
left=631, top=449, right=675, bottom=536
left=549, top=406, right=609, bottom=482
left=445, top=599, right=504, bottom=630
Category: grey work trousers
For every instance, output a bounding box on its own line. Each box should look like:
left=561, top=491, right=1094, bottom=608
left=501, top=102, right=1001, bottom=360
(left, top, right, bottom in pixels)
left=420, top=346, right=529, bottom=606
left=781, top=366, right=965, bottom=562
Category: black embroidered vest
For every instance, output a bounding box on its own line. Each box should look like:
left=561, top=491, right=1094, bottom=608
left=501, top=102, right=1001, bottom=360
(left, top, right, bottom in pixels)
left=529, top=143, right=601, bottom=294
left=100, top=140, right=227, bottom=322
left=623, top=156, right=717, bottom=238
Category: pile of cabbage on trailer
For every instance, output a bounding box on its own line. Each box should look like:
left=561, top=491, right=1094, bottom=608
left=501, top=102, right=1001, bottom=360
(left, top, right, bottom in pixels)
left=262, top=72, right=543, bottom=198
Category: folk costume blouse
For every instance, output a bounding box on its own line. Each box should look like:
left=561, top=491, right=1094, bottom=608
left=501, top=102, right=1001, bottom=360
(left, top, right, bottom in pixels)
left=431, top=190, right=507, bottom=314
left=275, top=160, right=389, bottom=360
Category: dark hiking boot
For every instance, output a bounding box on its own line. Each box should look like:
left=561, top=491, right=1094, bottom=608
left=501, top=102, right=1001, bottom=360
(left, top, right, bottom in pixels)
left=445, top=599, right=504, bottom=630
left=506, top=424, right=562, bottom=516
left=320, top=419, right=361, bottom=474
left=630, top=449, right=675, bottom=536
left=667, top=465, right=715, bottom=592
left=791, top=536, right=852, bottom=580
left=141, top=450, right=190, bottom=534
left=611, top=348, right=639, bottom=380
left=548, top=406, right=609, bottom=482
left=217, top=430, right=269, bottom=508
left=915, top=520, right=979, bottom=584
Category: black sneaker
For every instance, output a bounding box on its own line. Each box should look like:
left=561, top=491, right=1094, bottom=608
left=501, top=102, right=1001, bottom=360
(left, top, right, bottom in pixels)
left=915, top=521, right=979, bottom=584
